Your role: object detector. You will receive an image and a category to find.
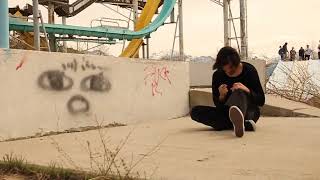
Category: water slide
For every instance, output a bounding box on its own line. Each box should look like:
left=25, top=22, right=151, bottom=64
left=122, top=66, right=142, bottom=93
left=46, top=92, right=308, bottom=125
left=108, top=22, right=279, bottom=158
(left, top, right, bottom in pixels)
left=120, top=0, right=162, bottom=57
left=9, top=0, right=176, bottom=56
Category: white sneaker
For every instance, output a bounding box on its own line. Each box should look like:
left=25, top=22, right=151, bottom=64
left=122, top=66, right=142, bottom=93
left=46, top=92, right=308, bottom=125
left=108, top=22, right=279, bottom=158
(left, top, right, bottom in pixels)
left=229, top=106, right=245, bottom=137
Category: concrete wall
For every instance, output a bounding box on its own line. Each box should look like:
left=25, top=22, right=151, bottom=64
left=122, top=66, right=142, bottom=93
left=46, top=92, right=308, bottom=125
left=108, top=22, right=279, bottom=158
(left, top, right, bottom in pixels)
left=0, top=49, right=190, bottom=140
left=189, top=62, right=213, bottom=87
left=189, top=59, right=266, bottom=91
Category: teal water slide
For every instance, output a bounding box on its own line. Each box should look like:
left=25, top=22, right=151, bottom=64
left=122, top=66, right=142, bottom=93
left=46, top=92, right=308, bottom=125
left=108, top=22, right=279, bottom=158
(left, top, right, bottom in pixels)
left=9, top=0, right=176, bottom=41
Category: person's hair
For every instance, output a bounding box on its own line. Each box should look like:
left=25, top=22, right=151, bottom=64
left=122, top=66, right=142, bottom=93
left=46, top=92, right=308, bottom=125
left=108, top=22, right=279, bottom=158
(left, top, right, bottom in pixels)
left=213, top=46, right=241, bottom=70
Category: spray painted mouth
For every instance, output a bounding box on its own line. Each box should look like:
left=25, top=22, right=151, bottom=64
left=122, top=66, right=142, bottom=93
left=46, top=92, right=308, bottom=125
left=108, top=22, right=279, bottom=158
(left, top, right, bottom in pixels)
left=67, top=95, right=90, bottom=115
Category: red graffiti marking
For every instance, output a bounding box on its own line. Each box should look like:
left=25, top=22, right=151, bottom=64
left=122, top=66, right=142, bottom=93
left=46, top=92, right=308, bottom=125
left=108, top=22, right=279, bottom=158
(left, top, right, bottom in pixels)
left=16, top=54, right=27, bottom=70
left=144, top=65, right=172, bottom=96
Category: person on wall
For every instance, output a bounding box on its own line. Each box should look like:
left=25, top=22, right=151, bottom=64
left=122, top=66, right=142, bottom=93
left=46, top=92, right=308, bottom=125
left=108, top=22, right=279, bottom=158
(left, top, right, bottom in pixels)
left=299, top=47, right=305, bottom=60
left=290, top=47, right=296, bottom=61
left=305, top=45, right=313, bottom=60
left=317, top=41, right=320, bottom=60
left=279, top=46, right=285, bottom=60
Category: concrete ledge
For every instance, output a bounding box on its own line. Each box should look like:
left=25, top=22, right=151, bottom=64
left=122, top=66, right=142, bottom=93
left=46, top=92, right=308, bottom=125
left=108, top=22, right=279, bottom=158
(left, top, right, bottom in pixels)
left=189, top=60, right=266, bottom=91
left=190, top=88, right=320, bottom=117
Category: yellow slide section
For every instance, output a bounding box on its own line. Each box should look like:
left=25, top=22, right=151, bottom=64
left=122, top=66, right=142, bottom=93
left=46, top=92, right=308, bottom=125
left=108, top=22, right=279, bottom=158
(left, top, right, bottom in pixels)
left=120, top=0, right=162, bottom=58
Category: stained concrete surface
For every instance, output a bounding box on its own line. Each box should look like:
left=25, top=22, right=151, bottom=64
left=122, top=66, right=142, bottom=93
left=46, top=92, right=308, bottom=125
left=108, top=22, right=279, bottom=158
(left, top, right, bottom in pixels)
left=0, top=117, right=319, bottom=180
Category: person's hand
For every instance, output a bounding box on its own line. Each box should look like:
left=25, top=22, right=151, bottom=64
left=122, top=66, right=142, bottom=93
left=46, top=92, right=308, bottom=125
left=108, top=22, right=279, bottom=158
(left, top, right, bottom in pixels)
left=218, top=84, right=228, bottom=100
left=231, top=82, right=250, bottom=93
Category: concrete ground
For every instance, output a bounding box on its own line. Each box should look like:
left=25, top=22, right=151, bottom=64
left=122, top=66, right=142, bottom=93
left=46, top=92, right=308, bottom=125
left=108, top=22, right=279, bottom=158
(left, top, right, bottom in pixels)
left=0, top=116, right=320, bottom=180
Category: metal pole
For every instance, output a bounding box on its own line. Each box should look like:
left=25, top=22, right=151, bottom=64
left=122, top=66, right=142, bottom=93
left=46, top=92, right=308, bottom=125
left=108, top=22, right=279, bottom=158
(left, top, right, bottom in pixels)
left=33, top=0, right=40, bottom=51
left=146, top=37, right=150, bottom=59
left=133, top=0, right=139, bottom=29
left=240, top=0, right=248, bottom=59
left=0, top=0, right=9, bottom=49
left=39, top=11, right=51, bottom=52
left=223, top=0, right=230, bottom=47
left=48, top=3, right=55, bottom=24
left=170, top=7, right=175, bottom=23
left=170, top=16, right=179, bottom=60
left=178, top=0, right=184, bottom=61
left=62, top=17, right=67, bottom=52
left=133, top=0, right=139, bottom=57
left=48, top=3, right=56, bottom=51
left=142, top=43, right=145, bottom=59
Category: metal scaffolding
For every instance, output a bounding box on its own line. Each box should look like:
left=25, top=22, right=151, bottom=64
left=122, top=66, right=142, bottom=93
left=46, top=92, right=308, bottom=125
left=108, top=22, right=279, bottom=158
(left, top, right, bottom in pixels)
left=170, top=0, right=184, bottom=61
left=211, top=0, right=248, bottom=59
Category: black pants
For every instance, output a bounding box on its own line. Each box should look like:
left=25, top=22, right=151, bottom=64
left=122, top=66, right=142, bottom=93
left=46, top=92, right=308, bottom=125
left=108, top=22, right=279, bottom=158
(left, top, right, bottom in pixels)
left=305, top=55, right=310, bottom=60
left=318, top=52, right=320, bottom=60
left=190, top=90, right=260, bottom=130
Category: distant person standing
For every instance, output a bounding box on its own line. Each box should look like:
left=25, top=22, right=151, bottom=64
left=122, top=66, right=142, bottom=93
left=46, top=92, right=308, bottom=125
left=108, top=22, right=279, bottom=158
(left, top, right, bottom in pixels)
left=299, top=47, right=305, bottom=60
left=283, top=42, right=289, bottom=60
left=305, top=45, right=312, bottom=60
left=278, top=46, right=285, bottom=60
left=318, top=41, right=320, bottom=59
left=290, top=47, right=296, bottom=61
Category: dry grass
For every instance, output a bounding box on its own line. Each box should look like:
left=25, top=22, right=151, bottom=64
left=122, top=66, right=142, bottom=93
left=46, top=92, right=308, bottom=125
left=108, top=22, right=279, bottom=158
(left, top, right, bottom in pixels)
left=0, top=153, right=94, bottom=180
left=267, top=61, right=320, bottom=108
left=47, top=116, right=163, bottom=179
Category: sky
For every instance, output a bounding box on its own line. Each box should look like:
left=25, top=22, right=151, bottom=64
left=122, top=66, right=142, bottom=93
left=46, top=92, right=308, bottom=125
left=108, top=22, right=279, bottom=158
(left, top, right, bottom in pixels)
left=8, top=0, right=320, bottom=58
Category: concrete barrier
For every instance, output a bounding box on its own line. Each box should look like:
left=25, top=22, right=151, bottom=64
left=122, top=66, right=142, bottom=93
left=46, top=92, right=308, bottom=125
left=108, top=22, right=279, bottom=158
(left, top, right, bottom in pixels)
left=267, top=60, right=320, bottom=91
left=0, top=49, right=190, bottom=140
left=189, top=59, right=266, bottom=91
left=189, top=62, right=213, bottom=87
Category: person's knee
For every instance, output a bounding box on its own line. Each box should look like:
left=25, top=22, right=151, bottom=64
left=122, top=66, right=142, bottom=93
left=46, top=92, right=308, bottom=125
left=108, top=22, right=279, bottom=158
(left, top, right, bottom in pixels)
left=231, top=89, right=247, bottom=96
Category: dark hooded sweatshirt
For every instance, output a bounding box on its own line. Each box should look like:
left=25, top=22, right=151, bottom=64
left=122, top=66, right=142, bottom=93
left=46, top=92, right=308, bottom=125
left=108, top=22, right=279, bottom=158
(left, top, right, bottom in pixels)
left=212, top=62, right=265, bottom=118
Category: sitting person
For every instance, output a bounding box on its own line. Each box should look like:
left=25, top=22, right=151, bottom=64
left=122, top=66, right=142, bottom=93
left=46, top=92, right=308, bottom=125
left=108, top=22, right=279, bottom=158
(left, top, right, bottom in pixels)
left=190, top=47, right=265, bottom=137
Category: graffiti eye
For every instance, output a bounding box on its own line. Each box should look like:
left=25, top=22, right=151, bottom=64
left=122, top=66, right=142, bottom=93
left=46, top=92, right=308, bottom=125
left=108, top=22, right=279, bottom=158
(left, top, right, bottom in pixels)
left=38, top=70, right=73, bottom=91
left=80, top=73, right=111, bottom=92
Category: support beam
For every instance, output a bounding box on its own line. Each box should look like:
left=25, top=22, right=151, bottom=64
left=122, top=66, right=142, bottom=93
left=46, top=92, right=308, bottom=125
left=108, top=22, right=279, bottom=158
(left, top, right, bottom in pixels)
left=0, top=0, right=9, bottom=49
left=240, top=0, right=248, bottom=59
left=33, top=0, right=40, bottom=51
left=48, top=3, right=55, bottom=24
left=178, top=0, right=184, bottom=60
left=62, top=17, right=67, bottom=52
left=146, top=37, right=150, bottom=59
left=48, top=3, right=56, bottom=52
left=223, top=0, right=230, bottom=47
left=133, top=0, right=139, bottom=28
left=133, top=0, right=139, bottom=57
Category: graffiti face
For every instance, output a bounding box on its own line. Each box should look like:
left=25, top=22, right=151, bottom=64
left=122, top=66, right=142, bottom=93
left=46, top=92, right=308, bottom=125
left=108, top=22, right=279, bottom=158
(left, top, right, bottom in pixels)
left=67, top=95, right=90, bottom=115
left=81, top=73, right=111, bottom=92
left=38, top=70, right=73, bottom=91
left=38, top=59, right=111, bottom=115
